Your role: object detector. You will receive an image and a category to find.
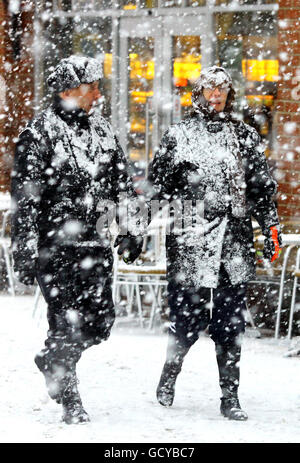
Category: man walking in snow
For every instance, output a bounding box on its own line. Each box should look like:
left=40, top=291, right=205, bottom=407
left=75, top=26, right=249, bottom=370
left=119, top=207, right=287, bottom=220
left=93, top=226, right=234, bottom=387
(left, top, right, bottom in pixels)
left=11, top=55, right=142, bottom=424
left=148, top=66, right=282, bottom=420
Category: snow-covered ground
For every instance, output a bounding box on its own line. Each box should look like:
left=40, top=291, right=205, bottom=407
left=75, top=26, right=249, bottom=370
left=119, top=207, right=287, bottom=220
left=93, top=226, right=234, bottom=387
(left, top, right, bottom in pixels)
left=0, top=293, right=299, bottom=444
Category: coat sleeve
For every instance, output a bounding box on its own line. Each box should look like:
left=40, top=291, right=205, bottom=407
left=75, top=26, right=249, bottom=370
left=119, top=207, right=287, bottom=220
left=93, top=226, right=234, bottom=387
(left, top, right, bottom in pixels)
left=11, top=128, right=45, bottom=277
left=110, top=135, right=146, bottom=236
left=147, top=129, right=178, bottom=202
left=111, top=135, right=136, bottom=200
left=244, top=126, right=280, bottom=235
left=144, top=128, right=184, bottom=232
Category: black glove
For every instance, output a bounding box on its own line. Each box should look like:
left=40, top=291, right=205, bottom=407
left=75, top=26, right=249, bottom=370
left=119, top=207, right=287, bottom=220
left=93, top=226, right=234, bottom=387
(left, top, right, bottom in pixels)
left=15, top=268, right=36, bottom=286
left=263, top=225, right=282, bottom=262
left=14, top=257, right=37, bottom=286
left=114, top=234, right=143, bottom=264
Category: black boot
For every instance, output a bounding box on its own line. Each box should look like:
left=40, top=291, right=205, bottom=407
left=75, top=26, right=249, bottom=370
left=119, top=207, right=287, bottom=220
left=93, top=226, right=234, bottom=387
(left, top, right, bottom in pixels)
left=35, top=341, right=83, bottom=404
left=216, top=343, right=248, bottom=421
left=156, top=362, right=182, bottom=407
left=156, top=337, right=189, bottom=407
left=34, top=350, right=70, bottom=404
left=62, top=374, right=90, bottom=425
left=220, top=396, right=248, bottom=421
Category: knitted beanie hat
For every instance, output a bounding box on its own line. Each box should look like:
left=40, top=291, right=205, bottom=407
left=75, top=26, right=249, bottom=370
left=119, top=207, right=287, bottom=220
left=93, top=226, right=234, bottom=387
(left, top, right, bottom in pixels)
left=47, top=55, right=103, bottom=93
left=193, top=66, right=232, bottom=91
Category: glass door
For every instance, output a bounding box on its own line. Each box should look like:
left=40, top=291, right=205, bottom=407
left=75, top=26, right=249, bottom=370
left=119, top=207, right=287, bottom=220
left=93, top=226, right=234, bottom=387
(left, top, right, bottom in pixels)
left=119, top=17, right=161, bottom=180
left=162, top=15, right=211, bottom=131
left=214, top=11, right=278, bottom=155
left=119, top=15, right=209, bottom=179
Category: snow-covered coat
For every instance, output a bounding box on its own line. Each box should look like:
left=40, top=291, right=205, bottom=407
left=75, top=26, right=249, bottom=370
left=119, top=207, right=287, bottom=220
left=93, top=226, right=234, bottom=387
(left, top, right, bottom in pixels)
left=11, top=98, right=135, bottom=278
left=148, top=111, right=279, bottom=288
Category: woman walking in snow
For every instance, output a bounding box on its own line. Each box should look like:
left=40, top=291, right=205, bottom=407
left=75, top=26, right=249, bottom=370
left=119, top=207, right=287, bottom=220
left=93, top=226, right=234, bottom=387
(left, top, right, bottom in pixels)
left=11, top=55, right=142, bottom=424
left=148, top=66, right=282, bottom=420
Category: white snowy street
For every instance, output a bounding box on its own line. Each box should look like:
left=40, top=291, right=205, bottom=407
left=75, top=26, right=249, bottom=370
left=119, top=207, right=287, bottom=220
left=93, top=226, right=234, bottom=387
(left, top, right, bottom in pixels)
left=0, top=293, right=299, bottom=444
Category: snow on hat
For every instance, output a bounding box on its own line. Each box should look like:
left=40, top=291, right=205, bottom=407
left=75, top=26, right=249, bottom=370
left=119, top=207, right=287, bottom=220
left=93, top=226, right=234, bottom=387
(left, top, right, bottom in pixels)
left=47, top=55, right=103, bottom=93
left=191, top=65, right=235, bottom=113
left=194, top=65, right=232, bottom=90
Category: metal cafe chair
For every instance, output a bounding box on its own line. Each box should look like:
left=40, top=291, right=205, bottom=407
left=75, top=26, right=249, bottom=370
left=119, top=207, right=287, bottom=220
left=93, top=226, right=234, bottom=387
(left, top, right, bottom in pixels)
left=254, top=232, right=300, bottom=339
left=113, top=254, right=167, bottom=329
left=32, top=284, right=42, bottom=318
left=287, top=246, right=300, bottom=340
left=112, top=217, right=168, bottom=329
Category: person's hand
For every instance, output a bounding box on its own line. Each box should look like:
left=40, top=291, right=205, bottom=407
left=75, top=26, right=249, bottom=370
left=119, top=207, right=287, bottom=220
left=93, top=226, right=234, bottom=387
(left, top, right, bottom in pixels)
left=114, top=234, right=143, bottom=264
left=15, top=268, right=36, bottom=286
left=14, top=257, right=37, bottom=286
left=263, top=225, right=282, bottom=263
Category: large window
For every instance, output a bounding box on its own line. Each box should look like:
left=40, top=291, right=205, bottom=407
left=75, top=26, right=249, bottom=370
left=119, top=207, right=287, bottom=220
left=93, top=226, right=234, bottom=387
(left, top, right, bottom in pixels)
left=127, top=37, right=154, bottom=163
left=172, top=35, right=202, bottom=120
left=73, top=18, right=113, bottom=120
left=38, top=3, right=278, bottom=153
left=53, top=0, right=277, bottom=9
left=213, top=0, right=277, bottom=4
left=41, top=16, right=75, bottom=105
left=57, top=0, right=112, bottom=10
left=215, top=10, right=278, bottom=153
left=41, top=17, right=112, bottom=119
left=187, top=0, right=206, bottom=5
left=119, top=0, right=156, bottom=8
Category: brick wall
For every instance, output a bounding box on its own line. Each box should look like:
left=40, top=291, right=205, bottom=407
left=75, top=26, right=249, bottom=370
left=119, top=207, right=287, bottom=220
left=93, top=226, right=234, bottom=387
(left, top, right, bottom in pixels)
left=0, top=1, right=34, bottom=193
left=274, top=0, right=300, bottom=223
left=0, top=0, right=11, bottom=192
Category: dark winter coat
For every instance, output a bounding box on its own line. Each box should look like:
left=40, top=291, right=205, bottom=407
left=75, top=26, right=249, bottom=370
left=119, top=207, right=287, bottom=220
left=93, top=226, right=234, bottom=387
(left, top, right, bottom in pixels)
left=11, top=98, right=135, bottom=280
left=148, top=110, right=279, bottom=288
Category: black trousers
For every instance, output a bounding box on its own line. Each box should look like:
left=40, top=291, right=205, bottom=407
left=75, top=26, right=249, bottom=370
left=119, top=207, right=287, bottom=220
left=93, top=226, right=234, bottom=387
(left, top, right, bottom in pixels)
left=167, top=264, right=247, bottom=348
left=36, top=244, right=115, bottom=372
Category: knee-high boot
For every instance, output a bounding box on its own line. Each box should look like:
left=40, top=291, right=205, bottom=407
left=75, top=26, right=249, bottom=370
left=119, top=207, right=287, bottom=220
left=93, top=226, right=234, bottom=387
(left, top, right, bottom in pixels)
left=34, top=340, right=83, bottom=404
left=215, top=343, right=248, bottom=420
left=156, top=335, right=190, bottom=407
left=61, top=373, right=90, bottom=424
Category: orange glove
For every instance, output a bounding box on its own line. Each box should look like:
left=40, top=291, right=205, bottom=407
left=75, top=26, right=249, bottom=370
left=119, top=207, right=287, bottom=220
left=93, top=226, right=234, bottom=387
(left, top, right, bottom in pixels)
left=263, top=225, right=282, bottom=263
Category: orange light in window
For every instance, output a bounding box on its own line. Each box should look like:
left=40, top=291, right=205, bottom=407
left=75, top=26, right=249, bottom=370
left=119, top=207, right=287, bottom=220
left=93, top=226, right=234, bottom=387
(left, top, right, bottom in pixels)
left=123, top=4, right=136, bottom=9
left=146, top=60, right=155, bottom=80
left=104, top=53, right=112, bottom=78
left=130, top=119, right=153, bottom=133
left=242, top=60, right=279, bottom=82
left=180, top=92, right=192, bottom=107
left=246, top=95, right=274, bottom=107
left=130, top=119, right=145, bottom=133
left=129, top=54, right=154, bottom=80
left=173, top=58, right=202, bottom=87
left=131, top=90, right=154, bottom=104
left=175, top=77, right=188, bottom=87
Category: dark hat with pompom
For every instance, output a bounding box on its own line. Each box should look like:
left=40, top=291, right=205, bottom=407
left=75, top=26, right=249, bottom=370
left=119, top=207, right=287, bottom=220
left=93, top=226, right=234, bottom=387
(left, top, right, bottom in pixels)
left=47, top=55, right=103, bottom=93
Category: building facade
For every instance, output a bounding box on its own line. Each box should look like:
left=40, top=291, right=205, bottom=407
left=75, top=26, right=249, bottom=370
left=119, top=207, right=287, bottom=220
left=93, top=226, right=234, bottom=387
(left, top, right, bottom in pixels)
left=0, top=0, right=34, bottom=191
left=0, top=0, right=299, bottom=222
left=274, top=0, right=300, bottom=221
